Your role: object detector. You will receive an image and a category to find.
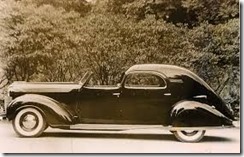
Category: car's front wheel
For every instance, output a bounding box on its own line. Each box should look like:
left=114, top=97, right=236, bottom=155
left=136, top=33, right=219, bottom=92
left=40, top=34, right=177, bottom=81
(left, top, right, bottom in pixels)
left=13, top=108, right=46, bottom=137
left=172, top=130, right=206, bottom=142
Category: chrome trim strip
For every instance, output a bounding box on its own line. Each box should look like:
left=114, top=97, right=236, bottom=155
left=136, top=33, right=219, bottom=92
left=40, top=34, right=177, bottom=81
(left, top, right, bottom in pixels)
left=69, top=124, right=234, bottom=131
left=70, top=124, right=163, bottom=130
left=168, top=126, right=234, bottom=131
left=193, top=95, right=207, bottom=99
left=164, top=93, right=171, bottom=96
left=124, top=86, right=167, bottom=90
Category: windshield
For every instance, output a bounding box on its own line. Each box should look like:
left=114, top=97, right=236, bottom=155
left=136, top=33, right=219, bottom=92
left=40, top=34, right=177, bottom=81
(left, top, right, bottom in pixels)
left=79, top=72, right=93, bottom=86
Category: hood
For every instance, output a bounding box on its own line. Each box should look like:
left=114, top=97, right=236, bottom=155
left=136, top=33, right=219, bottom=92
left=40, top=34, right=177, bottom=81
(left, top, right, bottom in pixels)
left=8, top=81, right=82, bottom=94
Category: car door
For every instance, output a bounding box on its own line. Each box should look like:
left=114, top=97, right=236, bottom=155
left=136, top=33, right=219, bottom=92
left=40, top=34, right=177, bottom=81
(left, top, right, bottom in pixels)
left=76, top=86, right=121, bottom=124
left=118, top=71, right=173, bottom=125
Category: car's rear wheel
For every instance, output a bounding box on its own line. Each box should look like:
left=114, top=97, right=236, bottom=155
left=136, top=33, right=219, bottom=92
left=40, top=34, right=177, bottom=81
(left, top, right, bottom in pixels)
left=13, top=108, right=46, bottom=137
left=172, top=130, right=205, bottom=142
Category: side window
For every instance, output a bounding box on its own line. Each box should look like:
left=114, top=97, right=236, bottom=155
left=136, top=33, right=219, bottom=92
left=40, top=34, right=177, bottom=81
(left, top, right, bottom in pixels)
left=125, top=73, right=166, bottom=88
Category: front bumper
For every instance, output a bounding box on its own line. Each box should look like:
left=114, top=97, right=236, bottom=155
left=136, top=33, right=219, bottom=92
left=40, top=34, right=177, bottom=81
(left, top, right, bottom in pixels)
left=0, top=103, right=6, bottom=120
left=0, top=113, right=6, bottom=120
left=232, top=121, right=240, bottom=128
left=1, top=95, right=12, bottom=120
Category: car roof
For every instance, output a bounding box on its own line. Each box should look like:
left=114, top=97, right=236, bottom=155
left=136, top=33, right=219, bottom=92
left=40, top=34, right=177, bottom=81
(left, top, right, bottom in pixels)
left=125, top=64, right=194, bottom=78
left=125, top=64, right=216, bottom=94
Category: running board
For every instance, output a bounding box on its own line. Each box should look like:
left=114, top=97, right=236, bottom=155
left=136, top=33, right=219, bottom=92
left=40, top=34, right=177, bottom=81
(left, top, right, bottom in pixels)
left=69, top=124, right=234, bottom=131
left=70, top=124, right=163, bottom=131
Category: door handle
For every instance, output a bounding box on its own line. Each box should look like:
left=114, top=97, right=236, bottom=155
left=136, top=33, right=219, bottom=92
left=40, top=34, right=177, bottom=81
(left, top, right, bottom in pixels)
left=164, top=93, right=171, bottom=96
left=113, top=93, right=120, bottom=97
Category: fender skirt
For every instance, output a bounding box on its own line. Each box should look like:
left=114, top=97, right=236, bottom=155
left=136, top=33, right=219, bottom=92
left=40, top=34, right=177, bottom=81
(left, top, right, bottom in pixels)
left=170, top=101, right=233, bottom=127
left=6, top=94, right=78, bottom=126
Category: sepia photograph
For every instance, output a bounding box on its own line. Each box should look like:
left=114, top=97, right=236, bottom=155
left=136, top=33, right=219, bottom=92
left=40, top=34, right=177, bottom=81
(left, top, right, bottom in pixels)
left=0, top=0, right=241, bottom=153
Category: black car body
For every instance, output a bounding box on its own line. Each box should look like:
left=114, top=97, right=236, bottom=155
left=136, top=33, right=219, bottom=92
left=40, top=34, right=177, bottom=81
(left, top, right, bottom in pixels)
left=2, top=64, right=234, bottom=142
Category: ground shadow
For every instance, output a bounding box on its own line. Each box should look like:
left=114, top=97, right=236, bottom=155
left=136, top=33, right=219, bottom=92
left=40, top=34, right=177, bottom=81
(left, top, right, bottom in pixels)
left=41, top=131, right=234, bottom=142
left=202, top=136, right=235, bottom=142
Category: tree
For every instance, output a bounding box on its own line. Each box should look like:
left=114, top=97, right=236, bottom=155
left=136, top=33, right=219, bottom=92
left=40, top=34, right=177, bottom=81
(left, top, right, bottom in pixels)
left=188, top=19, right=240, bottom=111
left=0, top=0, right=84, bottom=83
left=107, top=0, right=239, bottom=26
left=182, top=0, right=239, bottom=24
left=21, top=0, right=92, bottom=16
left=75, top=13, right=195, bottom=85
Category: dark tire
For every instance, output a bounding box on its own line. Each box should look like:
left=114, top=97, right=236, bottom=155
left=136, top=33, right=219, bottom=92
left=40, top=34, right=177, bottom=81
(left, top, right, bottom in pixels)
left=173, top=130, right=205, bottom=142
left=13, top=108, right=46, bottom=137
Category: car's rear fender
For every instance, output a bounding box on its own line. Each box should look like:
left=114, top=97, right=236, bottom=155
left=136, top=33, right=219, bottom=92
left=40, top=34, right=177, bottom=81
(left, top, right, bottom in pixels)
left=6, top=94, right=78, bottom=126
left=170, top=101, right=233, bottom=127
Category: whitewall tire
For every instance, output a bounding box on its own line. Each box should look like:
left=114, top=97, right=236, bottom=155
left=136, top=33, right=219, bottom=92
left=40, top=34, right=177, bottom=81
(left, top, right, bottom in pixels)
left=173, top=130, right=206, bottom=142
left=13, top=108, right=46, bottom=137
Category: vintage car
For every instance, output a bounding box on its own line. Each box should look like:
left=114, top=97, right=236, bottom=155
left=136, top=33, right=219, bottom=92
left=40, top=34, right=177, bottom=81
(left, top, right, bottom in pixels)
left=1, top=64, right=234, bottom=142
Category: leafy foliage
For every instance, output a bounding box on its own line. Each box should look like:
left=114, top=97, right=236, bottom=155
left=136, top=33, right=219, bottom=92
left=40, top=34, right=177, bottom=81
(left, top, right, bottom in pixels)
left=107, top=0, right=239, bottom=26
left=75, top=14, right=195, bottom=84
left=22, top=0, right=92, bottom=16
left=188, top=19, right=240, bottom=113
left=0, top=1, right=83, bottom=82
left=182, top=0, right=239, bottom=24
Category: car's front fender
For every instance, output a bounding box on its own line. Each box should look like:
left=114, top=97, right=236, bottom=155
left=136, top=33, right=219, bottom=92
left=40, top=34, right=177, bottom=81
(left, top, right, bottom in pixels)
left=6, top=94, right=78, bottom=126
left=170, top=101, right=233, bottom=127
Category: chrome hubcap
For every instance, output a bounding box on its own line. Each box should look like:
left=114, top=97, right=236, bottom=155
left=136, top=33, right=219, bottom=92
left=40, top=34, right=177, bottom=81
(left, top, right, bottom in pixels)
left=21, top=114, right=38, bottom=131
